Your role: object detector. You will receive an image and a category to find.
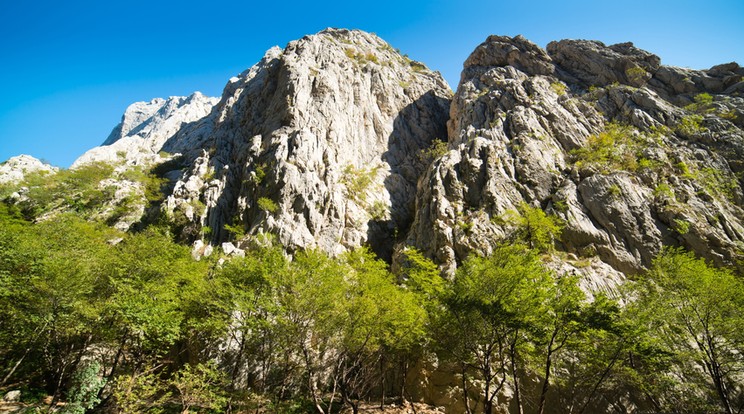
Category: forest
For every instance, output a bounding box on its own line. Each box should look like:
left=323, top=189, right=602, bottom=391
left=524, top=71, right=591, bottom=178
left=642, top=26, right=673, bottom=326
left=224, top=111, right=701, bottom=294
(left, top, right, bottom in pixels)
left=0, top=163, right=743, bottom=414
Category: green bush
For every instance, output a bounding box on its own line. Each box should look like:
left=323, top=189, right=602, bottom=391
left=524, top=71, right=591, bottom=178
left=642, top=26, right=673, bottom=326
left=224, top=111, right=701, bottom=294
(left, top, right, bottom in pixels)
left=571, top=122, right=649, bottom=173
left=676, top=114, right=706, bottom=136
left=550, top=81, right=568, bottom=96
left=502, top=202, right=563, bottom=252
left=417, top=139, right=448, bottom=164
left=340, top=165, right=378, bottom=205
left=171, top=362, right=228, bottom=414
left=625, top=66, right=649, bottom=85
left=60, top=362, right=106, bottom=414
left=257, top=197, right=278, bottom=213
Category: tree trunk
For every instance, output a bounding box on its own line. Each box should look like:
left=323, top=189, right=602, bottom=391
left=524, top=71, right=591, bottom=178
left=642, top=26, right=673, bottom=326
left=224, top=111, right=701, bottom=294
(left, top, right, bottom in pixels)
left=461, top=362, right=472, bottom=414
left=510, top=340, right=523, bottom=414
left=537, top=331, right=557, bottom=414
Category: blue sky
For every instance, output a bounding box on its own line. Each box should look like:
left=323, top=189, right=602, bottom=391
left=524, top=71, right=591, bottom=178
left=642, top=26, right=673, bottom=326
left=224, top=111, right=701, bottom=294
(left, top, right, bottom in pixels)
left=1, top=0, right=742, bottom=167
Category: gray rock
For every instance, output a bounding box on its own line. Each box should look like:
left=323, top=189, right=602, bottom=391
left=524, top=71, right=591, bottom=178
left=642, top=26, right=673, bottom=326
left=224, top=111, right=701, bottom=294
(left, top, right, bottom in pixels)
left=406, top=34, right=744, bottom=274
left=0, top=155, right=58, bottom=184
left=164, top=28, right=451, bottom=258
left=547, top=39, right=660, bottom=88
left=3, top=390, right=21, bottom=402
left=73, top=92, right=219, bottom=168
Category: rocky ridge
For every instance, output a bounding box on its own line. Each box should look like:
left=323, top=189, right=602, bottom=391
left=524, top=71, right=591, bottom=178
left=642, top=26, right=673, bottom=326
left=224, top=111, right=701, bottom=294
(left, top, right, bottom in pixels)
left=63, top=30, right=744, bottom=278
left=73, top=92, right=219, bottom=168
left=156, top=28, right=451, bottom=258
left=0, top=155, right=57, bottom=184
left=406, top=35, right=744, bottom=277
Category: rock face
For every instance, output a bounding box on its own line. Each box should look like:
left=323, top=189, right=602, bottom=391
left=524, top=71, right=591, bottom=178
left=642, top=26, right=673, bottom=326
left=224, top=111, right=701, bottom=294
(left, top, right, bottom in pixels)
left=162, top=28, right=451, bottom=257
left=72, top=92, right=219, bottom=168
left=60, top=30, right=743, bottom=276
left=0, top=155, right=58, bottom=184
left=406, top=35, right=744, bottom=275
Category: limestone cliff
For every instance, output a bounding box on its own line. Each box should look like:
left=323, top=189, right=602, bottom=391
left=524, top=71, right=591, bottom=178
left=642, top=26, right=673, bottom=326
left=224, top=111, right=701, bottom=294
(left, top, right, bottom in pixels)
left=58, top=30, right=744, bottom=277
left=406, top=35, right=744, bottom=277
left=162, top=28, right=451, bottom=257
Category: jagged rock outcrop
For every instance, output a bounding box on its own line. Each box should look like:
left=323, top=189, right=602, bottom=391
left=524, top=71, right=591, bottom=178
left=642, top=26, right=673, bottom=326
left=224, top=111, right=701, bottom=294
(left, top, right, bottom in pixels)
left=0, top=155, right=57, bottom=184
left=54, top=30, right=743, bottom=277
left=72, top=92, right=219, bottom=168
left=406, top=35, right=744, bottom=275
left=163, top=28, right=451, bottom=257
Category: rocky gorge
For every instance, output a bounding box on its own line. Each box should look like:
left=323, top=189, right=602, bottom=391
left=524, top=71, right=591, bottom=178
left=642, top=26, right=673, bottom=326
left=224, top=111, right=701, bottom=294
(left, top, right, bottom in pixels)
left=1, top=28, right=743, bottom=413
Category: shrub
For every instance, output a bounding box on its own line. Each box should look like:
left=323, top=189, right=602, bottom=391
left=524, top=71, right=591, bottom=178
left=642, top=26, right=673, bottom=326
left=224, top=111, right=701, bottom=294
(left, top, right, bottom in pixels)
left=253, top=163, right=267, bottom=184
left=417, top=139, right=448, bottom=164
left=171, top=362, right=228, bottom=414
left=625, top=66, right=649, bottom=85
left=653, top=183, right=674, bottom=199
left=340, top=165, right=378, bottom=205
left=503, top=202, right=563, bottom=252
left=368, top=200, right=388, bottom=220
left=676, top=114, right=706, bottom=136
left=112, top=369, right=170, bottom=414
left=60, top=361, right=106, bottom=414
left=257, top=197, right=278, bottom=213
left=571, top=122, right=648, bottom=172
left=409, top=61, right=427, bottom=73
left=672, top=218, right=690, bottom=235
left=550, top=81, right=568, bottom=96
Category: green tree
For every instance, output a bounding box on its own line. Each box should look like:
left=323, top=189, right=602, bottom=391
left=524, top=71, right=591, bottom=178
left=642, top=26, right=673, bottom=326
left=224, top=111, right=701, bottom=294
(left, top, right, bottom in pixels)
left=0, top=213, right=115, bottom=403
left=171, top=362, right=228, bottom=414
left=533, top=274, right=586, bottom=414
left=336, top=249, right=426, bottom=413
left=505, top=202, right=563, bottom=252
left=632, top=249, right=744, bottom=413
left=442, top=245, right=552, bottom=414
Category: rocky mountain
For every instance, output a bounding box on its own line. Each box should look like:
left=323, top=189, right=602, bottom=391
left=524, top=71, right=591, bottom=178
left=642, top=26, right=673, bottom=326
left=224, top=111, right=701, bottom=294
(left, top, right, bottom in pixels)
left=64, top=30, right=744, bottom=279
left=406, top=35, right=744, bottom=277
left=0, top=155, right=57, bottom=184
left=73, top=92, right=219, bottom=168
left=149, top=28, right=451, bottom=258
left=2, top=28, right=744, bottom=414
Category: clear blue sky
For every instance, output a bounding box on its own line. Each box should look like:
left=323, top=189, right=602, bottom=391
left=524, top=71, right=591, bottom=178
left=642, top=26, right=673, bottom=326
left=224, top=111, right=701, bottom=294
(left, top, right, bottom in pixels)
left=1, top=0, right=742, bottom=167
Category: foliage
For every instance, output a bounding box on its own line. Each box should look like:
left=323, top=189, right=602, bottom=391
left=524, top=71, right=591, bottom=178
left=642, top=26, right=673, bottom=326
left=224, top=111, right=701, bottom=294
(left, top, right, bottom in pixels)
left=340, top=165, right=379, bottom=205
left=172, top=362, right=228, bottom=413
left=368, top=200, right=388, bottom=220
left=676, top=114, right=706, bottom=136
left=503, top=202, right=563, bottom=252
left=684, top=93, right=715, bottom=113
left=256, top=196, right=278, bottom=213
left=344, top=48, right=378, bottom=65
left=671, top=218, right=690, bottom=235
left=4, top=161, right=744, bottom=413
left=60, top=361, right=106, bottom=414
left=409, top=61, right=427, bottom=73
left=252, top=162, right=267, bottom=184
left=417, top=138, right=448, bottom=165
left=438, top=245, right=611, bottom=414
left=630, top=248, right=744, bottom=413
left=112, top=367, right=170, bottom=414
left=550, top=81, right=568, bottom=96
left=625, top=66, right=649, bottom=85
left=571, top=122, right=653, bottom=173
left=17, top=162, right=116, bottom=219
left=223, top=221, right=246, bottom=240
left=653, top=183, right=674, bottom=199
